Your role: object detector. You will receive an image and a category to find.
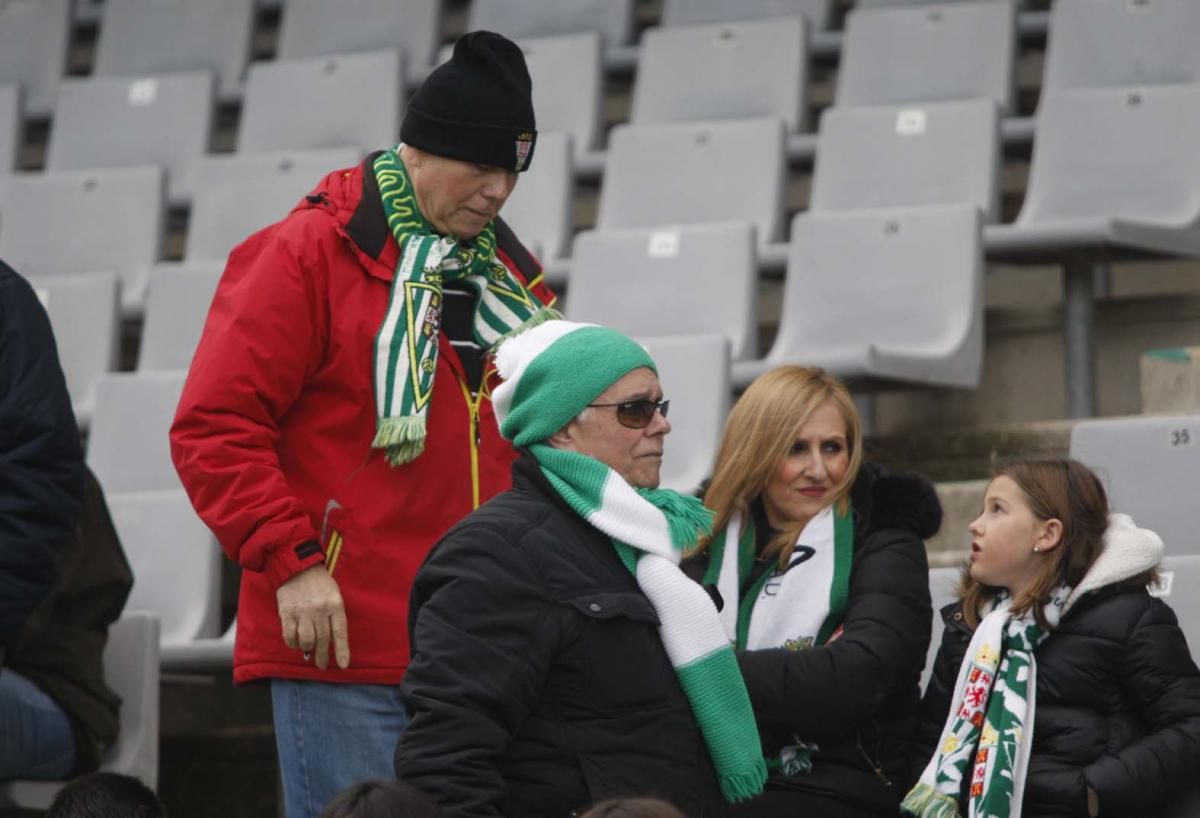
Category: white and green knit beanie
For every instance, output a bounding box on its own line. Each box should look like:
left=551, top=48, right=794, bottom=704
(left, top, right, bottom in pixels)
left=493, top=321, right=657, bottom=446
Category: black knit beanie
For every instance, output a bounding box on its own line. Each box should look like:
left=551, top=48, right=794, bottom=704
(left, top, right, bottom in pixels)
left=401, top=31, right=537, bottom=173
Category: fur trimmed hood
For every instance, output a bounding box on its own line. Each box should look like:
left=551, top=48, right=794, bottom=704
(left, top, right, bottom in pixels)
left=1064, top=512, right=1163, bottom=614
left=852, top=462, right=943, bottom=541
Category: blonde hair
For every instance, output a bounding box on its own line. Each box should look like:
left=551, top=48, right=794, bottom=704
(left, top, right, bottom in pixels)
left=700, top=367, right=863, bottom=569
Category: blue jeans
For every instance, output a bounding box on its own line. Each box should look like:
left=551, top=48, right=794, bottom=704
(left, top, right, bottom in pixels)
left=270, top=680, right=408, bottom=818
left=0, top=668, right=77, bottom=780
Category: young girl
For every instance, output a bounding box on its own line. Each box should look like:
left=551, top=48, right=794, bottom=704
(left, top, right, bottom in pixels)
left=905, top=458, right=1200, bottom=818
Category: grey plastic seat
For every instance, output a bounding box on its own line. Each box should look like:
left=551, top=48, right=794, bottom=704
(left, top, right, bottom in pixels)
left=598, top=118, right=786, bottom=244
left=1155, top=556, right=1200, bottom=664
left=632, top=17, right=808, bottom=132
left=635, top=334, right=731, bottom=495
left=187, top=147, right=362, bottom=263
left=138, top=264, right=224, bottom=371
left=238, top=51, right=401, bottom=156
left=0, top=0, right=69, bottom=117
left=86, top=371, right=188, bottom=495
left=1043, top=0, right=1200, bottom=91
left=93, top=0, right=254, bottom=102
left=858, top=0, right=1016, bottom=7
left=33, top=272, right=121, bottom=423
left=810, top=98, right=1000, bottom=223
left=520, top=33, right=603, bottom=159
left=46, top=71, right=214, bottom=205
left=0, top=166, right=164, bottom=313
left=1070, top=415, right=1200, bottom=557
left=277, top=0, right=440, bottom=77
left=988, top=84, right=1200, bottom=256
left=161, top=619, right=237, bottom=672
left=922, top=566, right=960, bottom=692
left=568, top=221, right=757, bottom=361
left=0, top=83, right=17, bottom=174
left=109, top=490, right=223, bottom=646
left=468, top=0, right=634, bottom=47
left=0, top=611, right=161, bottom=809
left=661, top=0, right=832, bottom=31
left=837, top=1, right=1016, bottom=114
left=496, top=132, right=573, bottom=271
left=735, top=203, right=983, bottom=389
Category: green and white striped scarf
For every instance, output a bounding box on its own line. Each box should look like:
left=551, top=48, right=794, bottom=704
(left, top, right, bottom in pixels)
left=530, top=444, right=768, bottom=803
left=371, top=148, right=558, bottom=465
left=901, top=589, right=1068, bottom=818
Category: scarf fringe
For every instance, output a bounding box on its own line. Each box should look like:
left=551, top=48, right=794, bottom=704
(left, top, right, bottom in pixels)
left=899, top=783, right=960, bottom=818
left=718, top=762, right=770, bottom=804
left=373, top=416, right=426, bottom=465
left=637, top=488, right=714, bottom=549
left=487, top=305, right=563, bottom=352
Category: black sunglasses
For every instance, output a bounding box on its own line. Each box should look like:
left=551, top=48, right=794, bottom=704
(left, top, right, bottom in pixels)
left=586, top=398, right=670, bottom=430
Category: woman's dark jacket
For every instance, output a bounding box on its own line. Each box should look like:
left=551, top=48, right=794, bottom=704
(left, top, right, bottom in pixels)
left=687, top=463, right=940, bottom=814
left=915, top=582, right=1200, bottom=818
left=394, top=453, right=725, bottom=818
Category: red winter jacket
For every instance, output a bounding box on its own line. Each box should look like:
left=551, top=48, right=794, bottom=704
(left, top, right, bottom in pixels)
left=170, top=157, right=555, bottom=685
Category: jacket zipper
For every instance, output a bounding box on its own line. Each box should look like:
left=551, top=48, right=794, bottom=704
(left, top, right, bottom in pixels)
left=456, top=374, right=483, bottom=510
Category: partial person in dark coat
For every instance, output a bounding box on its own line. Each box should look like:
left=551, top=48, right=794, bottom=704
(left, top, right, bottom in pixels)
left=905, top=458, right=1200, bottom=818
left=685, top=366, right=938, bottom=818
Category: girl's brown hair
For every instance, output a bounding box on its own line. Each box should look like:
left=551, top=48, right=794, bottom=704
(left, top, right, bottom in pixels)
left=699, top=366, right=863, bottom=570
left=960, top=457, right=1113, bottom=630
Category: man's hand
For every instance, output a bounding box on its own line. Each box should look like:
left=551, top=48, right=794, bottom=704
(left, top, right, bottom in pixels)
left=276, top=564, right=350, bottom=670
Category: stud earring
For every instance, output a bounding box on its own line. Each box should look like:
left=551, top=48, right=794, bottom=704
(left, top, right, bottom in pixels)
left=1033, top=545, right=1041, bottom=553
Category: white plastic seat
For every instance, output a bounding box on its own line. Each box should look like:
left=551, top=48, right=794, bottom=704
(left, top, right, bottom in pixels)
left=46, top=71, right=214, bottom=205
left=93, top=0, right=255, bottom=102
left=810, top=98, right=1000, bottom=223
left=187, top=147, right=363, bottom=263
left=632, top=17, right=808, bottom=132
left=837, top=1, right=1016, bottom=114
left=277, top=0, right=440, bottom=77
left=0, top=166, right=164, bottom=313
left=520, top=33, right=603, bottom=159
left=495, top=131, right=573, bottom=271
left=0, top=0, right=69, bottom=117
left=86, top=371, right=189, bottom=495
left=922, top=566, right=961, bottom=692
left=857, top=0, right=1016, bottom=7
left=735, top=204, right=983, bottom=389
left=598, top=118, right=786, bottom=244
left=635, top=334, right=731, bottom=495
left=468, top=0, right=634, bottom=47
left=0, top=83, right=18, bottom=174
left=138, top=264, right=224, bottom=371
left=567, top=220, right=757, bottom=361
left=661, top=0, right=832, bottom=31
left=1070, top=415, right=1200, bottom=557
left=238, top=51, right=401, bottom=156
left=160, top=619, right=237, bottom=672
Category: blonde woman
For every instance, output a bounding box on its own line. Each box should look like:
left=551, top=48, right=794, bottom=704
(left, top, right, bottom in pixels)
left=686, top=367, right=940, bottom=817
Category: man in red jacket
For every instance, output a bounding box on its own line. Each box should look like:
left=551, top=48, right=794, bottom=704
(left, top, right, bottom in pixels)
left=170, top=32, right=556, bottom=818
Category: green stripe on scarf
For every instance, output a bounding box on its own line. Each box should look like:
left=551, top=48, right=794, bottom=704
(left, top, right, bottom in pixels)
left=371, top=148, right=559, bottom=465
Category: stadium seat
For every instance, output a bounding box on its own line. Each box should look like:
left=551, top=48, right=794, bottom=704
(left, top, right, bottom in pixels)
left=631, top=17, right=809, bottom=133
left=468, top=0, right=634, bottom=47
left=186, top=147, right=363, bottom=263
left=597, top=117, right=786, bottom=244
left=0, top=166, right=164, bottom=314
left=922, top=565, right=960, bottom=692
left=988, top=84, right=1200, bottom=256
left=497, top=131, right=573, bottom=272
left=635, top=334, right=731, bottom=495
left=661, top=0, right=832, bottom=32
left=0, top=0, right=69, bottom=117
left=46, top=71, right=214, bottom=206
left=1154, top=556, right=1200, bottom=665
left=1043, top=0, right=1200, bottom=91
left=0, top=612, right=162, bottom=808
left=238, top=50, right=401, bottom=156
left=92, top=0, right=255, bottom=102
left=33, top=272, right=121, bottom=425
left=567, top=220, right=758, bottom=361
left=809, top=99, right=1000, bottom=223
left=138, top=264, right=223, bottom=371
left=519, top=33, right=603, bottom=159
left=1070, top=415, right=1200, bottom=557
left=837, top=1, right=1016, bottom=115
left=277, top=0, right=441, bottom=77
left=857, top=0, right=1016, bottom=8
left=108, top=491, right=223, bottom=646
left=0, top=83, right=17, bottom=174
left=161, top=619, right=237, bottom=673
left=734, top=203, right=983, bottom=389
left=86, top=371, right=188, bottom=495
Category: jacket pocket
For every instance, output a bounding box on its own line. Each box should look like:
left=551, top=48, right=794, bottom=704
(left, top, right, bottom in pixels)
left=567, top=591, right=660, bottom=625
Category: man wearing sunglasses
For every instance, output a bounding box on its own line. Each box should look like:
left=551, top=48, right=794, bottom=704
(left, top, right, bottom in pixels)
left=395, top=321, right=749, bottom=818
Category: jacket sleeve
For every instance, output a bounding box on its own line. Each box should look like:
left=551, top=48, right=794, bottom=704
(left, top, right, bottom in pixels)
left=1082, top=597, right=1200, bottom=815
left=736, top=528, right=932, bottom=739
left=169, top=230, right=328, bottom=589
left=394, top=523, right=558, bottom=818
left=0, top=267, right=85, bottom=647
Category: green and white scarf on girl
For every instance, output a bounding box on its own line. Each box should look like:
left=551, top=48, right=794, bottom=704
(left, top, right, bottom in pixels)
left=901, top=589, right=1069, bottom=818
left=371, top=147, right=558, bottom=465
left=702, top=506, right=854, bottom=774
left=530, top=443, right=768, bottom=804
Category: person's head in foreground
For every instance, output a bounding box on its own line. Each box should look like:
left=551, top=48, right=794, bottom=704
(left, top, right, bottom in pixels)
left=46, top=772, right=165, bottom=818
left=318, top=779, right=441, bottom=818
left=579, top=797, right=687, bottom=818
